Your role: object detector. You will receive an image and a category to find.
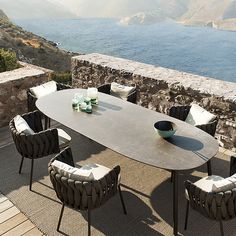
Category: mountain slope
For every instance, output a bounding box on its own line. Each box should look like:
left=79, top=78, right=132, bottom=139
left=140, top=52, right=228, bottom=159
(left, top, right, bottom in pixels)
left=52, top=0, right=236, bottom=30
left=179, top=0, right=236, bottom=30
left=0, top=10, right=75, bottom=71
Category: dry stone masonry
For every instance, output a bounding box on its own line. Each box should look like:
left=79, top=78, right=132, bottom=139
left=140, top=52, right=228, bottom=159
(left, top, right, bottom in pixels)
left=72, top=53, right=236, bottom=151
left=0, top=62, right=52, bottom=127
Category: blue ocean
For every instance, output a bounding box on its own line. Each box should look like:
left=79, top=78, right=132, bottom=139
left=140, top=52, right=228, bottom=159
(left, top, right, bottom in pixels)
left=14, top=18, right=236, bottom=83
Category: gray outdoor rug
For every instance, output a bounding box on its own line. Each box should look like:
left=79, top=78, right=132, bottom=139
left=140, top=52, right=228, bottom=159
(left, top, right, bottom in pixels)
left=0, top=126, right=236, bottom=236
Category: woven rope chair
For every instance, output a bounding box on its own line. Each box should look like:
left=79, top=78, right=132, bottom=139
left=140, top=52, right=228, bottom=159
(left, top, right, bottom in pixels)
left=97, top=83, right=137, bottom=104
left=9, top=110, right=67, bottom=190
left=184, top=157, right=236, bottom=236
left=185, top=181, right=236, bottom=236
left=169, top=105, right=218, bottom=176
left=48, top=147, right=127, bottom=236
left=27, top=82, right=71, bottom=129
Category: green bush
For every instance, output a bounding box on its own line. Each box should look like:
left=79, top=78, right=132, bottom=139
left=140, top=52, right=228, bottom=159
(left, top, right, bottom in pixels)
left=51, top=71, right=72, bottom=85
left=0, top=48, right=20, bottom=72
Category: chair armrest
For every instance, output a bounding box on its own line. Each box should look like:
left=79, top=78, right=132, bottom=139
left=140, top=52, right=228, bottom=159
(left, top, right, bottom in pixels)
left=127, top=89, right=137, bottom=104
left=97, top=84, right=111, bottom=94
left=27, top=89, right=38, bottom=112
left=52, top=147, right=75, bottom=167
left=56, top=82, right=72, bottom=91
left=34, top=128, right=60, bottom=156
left=11, top=128, right=60, bottom=159
left=230, top=156, right=236, bottom=176
left=195, top=118, right=218, bottom=137
left=22, top=110, right=43, bottom=133
left=169, top=105, right=191, bottom=121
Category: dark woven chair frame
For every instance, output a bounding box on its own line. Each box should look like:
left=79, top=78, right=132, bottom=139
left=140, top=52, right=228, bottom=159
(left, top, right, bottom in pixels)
left=27, top=82, right=71, bottom=129
left=48, top=147, right=127, bottom=236
left=97, top=83, right=137, bottom=104
left=230, top=156, right=236, bottom=176
left=169, top=105, right=218, bottom=178
left=9, top=110, right=61, bottom=190
left=184, top=158, right=236, bottom=236
left=184, top=178, right=236, bottom=236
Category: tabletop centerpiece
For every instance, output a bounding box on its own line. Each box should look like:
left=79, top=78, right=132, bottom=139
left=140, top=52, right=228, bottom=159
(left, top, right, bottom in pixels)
left=72, top=88, right=98, bottom=113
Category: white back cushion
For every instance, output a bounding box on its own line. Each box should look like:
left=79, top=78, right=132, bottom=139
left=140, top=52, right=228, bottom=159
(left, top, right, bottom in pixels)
left=185, top=104, right=216, bottom=126
left=30, top=80, right=57, bottom=98
left=13, top=115, right=35, bottom=135
left=51, top=160, right=94, bottom=181
left=110, top=82, right=135, bottom=100
left=51, top=161, right=111, bottom=181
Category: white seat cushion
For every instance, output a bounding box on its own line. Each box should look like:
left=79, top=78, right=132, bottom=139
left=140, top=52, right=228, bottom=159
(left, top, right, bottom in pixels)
left=194, top=175, right=224, bottom=192
left=51, top=161, right=112, bottom=181
left=80, top=163, right=111, bottom=180
left=185, top=175, right=236, bottom=200
left=212, top=178, right=235, bottom=192
left=29, top=80, right=57, bottom=98
left=13, top=115, right=35, bottom=135
left=57, top=128, right=71, bottom=149
left=110, top=82, right=135, bottom=100
left=185, top=104, right=216, bottom=126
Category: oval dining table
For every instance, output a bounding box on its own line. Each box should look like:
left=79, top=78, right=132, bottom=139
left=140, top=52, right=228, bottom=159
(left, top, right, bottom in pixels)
left=36, top=88, right=219, bottom=235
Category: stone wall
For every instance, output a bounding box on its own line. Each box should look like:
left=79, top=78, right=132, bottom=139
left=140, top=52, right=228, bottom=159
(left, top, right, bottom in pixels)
left=72, top=53, right=236, bottom=151
left=0, top=62, right=52, bottom=127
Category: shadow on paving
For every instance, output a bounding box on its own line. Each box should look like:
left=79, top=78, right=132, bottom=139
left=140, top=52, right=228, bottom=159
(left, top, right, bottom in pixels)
left=0, top=126, right=106, bottom=194
left=0, top=125, right=236, bottom=235
left=150, top=155, right=236, bottom=236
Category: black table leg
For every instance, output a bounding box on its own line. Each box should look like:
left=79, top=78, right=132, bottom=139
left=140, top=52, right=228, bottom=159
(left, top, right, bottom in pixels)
left=207, top=160, right=212, bottom=176
left=173, top=170, right=178, bottom=236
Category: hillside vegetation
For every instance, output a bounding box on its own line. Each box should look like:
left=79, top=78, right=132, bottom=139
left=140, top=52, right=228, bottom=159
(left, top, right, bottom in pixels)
left=0, top=48, right=21, bottom=72
left=0, top=10, right=75, bottom=72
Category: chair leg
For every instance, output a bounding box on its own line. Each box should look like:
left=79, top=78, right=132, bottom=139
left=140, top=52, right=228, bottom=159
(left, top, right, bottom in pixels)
left=57, top=203, right=65, bottom=232
left=207, top=160, right=212, bottom=176
left=44, top=116, right=49, bottom=130
left=29, top=158, right=34, bottom=191
left=19, top=156, right=24, bottom=174
left=118, top=185, right=127, bottom=215
left=88, top=208, right=91, bottom=236
left=170, top=170, right=173, bottom=183
left=184, top=200, right=189, bottom=230
left=219, top=219, right=224, bottom=236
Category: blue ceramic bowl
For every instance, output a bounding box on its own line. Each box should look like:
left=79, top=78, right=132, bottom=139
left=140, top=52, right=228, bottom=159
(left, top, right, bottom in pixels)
left=154, top=120, right=177, bottom=138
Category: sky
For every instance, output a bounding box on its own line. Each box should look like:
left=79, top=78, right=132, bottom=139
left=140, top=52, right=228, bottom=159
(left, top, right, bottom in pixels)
left=0, top=0, right=233, bottom=20
left=0, top=0, right=171, bottom=18
left=48, top=0, right=167, bottom=18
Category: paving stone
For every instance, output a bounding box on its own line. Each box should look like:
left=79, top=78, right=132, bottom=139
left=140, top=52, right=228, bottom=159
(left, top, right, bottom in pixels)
left=0, top=200, right=13, bottom=213
left=2, top=220, right=35, bottom=236
left=0, top=194, right=7, bottom=204
left=0, top=206, right=20, bottom=224
left=0, top=213, right=27, bottom=235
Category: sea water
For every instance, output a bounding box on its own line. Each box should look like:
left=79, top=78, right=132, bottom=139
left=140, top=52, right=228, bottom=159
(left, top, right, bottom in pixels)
left=14, top=18, right=236, bottom=83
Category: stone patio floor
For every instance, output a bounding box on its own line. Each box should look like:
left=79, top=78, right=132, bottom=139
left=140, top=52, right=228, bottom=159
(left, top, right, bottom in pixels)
left=0, top=126, right=236, bottom=236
